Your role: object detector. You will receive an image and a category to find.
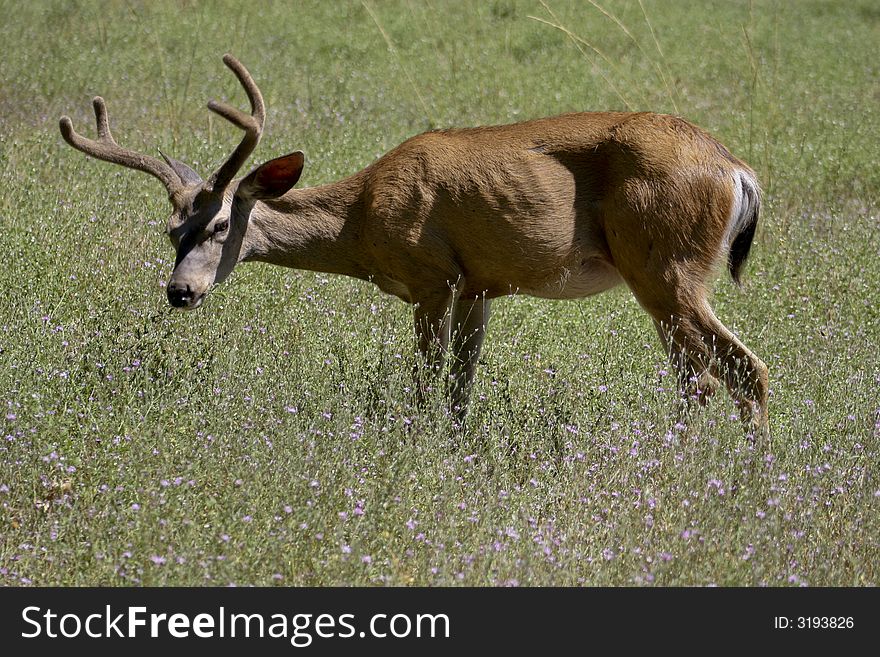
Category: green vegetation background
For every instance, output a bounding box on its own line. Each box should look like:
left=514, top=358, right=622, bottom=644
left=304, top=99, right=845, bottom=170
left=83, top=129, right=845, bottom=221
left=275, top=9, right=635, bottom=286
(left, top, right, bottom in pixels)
left=0, top=0, right=877, bottom=585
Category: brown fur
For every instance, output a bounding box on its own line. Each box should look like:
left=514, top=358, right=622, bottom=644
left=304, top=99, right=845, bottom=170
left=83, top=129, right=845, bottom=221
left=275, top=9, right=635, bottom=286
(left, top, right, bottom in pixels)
left=250, top=112, right=768, bottom=431
left=60, top=56, right=768, bottom=434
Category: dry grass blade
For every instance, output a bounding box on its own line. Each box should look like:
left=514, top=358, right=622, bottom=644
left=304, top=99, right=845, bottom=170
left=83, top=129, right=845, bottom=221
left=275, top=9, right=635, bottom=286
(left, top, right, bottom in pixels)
left=361, top=0, right=435, bottom=125
left=529, top=2, right=639, bottom=111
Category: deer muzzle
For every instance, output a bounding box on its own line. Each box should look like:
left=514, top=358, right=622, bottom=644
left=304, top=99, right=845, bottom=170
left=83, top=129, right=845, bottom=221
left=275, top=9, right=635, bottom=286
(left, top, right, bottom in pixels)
left=166, top=281, right=204, bottom=310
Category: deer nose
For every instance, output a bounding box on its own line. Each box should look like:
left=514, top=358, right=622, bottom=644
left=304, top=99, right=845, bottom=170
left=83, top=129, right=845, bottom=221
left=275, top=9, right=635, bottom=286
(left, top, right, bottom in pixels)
left=167, top=281, right=194, bottom=308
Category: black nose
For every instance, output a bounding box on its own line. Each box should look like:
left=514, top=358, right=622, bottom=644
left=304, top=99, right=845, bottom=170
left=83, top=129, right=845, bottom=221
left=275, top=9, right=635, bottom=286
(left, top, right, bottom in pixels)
left=167, top=282, right=193, bottom=308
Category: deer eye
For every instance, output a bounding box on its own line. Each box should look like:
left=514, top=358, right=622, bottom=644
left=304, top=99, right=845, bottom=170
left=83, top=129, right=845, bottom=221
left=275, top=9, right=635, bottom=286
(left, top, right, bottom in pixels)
left=213, top=219, right=229, bottom=234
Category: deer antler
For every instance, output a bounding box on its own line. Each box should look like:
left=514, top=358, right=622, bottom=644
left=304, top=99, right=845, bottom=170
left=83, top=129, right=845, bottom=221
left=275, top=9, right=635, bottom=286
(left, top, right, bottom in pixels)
left=206, top=54, right=266, bottom=192
left=59, top=96, right=181, bottom=194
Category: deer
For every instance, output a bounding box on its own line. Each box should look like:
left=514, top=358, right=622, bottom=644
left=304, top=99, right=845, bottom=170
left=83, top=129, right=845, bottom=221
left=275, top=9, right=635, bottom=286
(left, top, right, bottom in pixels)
left=59, top=54, right=769, bottom=435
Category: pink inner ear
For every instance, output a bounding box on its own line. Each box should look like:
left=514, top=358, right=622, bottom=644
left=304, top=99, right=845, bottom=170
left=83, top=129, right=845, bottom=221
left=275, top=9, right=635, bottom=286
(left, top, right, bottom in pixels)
left=255, top=153, right=303, bottom=195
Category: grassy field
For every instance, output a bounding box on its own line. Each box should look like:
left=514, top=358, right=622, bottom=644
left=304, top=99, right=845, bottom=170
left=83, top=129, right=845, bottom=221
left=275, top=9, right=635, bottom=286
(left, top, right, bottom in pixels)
left=1, top=0, right=878, bottom=586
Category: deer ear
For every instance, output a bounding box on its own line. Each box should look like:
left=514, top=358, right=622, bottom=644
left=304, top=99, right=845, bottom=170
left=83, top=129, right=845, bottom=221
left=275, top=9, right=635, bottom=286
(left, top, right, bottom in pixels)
left=160, top=151, right=203, bottom=186
left=238, top=151, right=305, bottom=200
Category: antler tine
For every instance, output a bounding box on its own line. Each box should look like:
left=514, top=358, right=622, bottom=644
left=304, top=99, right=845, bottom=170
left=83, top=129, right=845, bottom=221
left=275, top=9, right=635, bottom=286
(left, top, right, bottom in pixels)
left=207, top=54, right=266, bottom=192
left=59, top=97, right=181, bottom=194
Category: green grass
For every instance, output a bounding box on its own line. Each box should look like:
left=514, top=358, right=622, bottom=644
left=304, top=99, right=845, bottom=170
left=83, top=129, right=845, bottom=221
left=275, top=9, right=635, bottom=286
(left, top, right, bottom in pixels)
left=1, top=0, right=878, bottom=586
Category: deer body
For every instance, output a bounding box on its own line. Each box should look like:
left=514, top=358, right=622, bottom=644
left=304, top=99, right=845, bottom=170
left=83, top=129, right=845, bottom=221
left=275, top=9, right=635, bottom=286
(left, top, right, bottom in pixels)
left=61, top=55, right=769, bottom=433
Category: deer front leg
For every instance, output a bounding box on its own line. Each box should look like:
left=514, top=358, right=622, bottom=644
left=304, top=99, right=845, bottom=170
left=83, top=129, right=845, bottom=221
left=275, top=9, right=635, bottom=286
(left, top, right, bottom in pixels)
left=449, top=294, right=491, bottom=423
left=412, top=290, right=454, bottom=408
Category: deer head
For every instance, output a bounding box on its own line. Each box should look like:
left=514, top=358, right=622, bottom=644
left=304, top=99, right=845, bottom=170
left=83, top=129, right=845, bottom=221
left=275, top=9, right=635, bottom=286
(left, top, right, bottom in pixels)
left=60, top=54, right=304, bottom=309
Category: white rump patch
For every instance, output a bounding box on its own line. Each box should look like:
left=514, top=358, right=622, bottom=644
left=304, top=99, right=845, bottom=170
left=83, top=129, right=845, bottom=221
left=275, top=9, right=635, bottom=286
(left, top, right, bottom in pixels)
left=724, top=169, right=761, bottom=251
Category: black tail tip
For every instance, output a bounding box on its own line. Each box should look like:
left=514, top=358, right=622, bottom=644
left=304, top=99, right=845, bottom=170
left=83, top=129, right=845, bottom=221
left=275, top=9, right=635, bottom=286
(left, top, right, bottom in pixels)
left=728, top=217, right=758, bottom=286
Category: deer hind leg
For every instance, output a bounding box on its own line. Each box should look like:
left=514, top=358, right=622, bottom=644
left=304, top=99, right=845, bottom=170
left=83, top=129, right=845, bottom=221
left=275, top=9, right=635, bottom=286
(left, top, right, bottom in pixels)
left=653, top=319, right=719, bottom=410
left=615, top=249, right=768, bottom=436
left=648, top=296, right=768, bottom=436
left=688, top=300, right=769, bottom=434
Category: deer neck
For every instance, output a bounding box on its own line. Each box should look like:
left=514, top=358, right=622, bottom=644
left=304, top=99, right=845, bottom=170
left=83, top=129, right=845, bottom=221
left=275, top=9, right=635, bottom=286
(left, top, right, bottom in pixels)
left=242, top=172, right=368, bottom=280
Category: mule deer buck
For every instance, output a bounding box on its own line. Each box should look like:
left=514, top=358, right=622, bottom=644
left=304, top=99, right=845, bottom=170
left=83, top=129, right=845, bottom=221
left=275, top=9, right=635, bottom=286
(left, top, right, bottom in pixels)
left=60, top=54, right=768, bottom=434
